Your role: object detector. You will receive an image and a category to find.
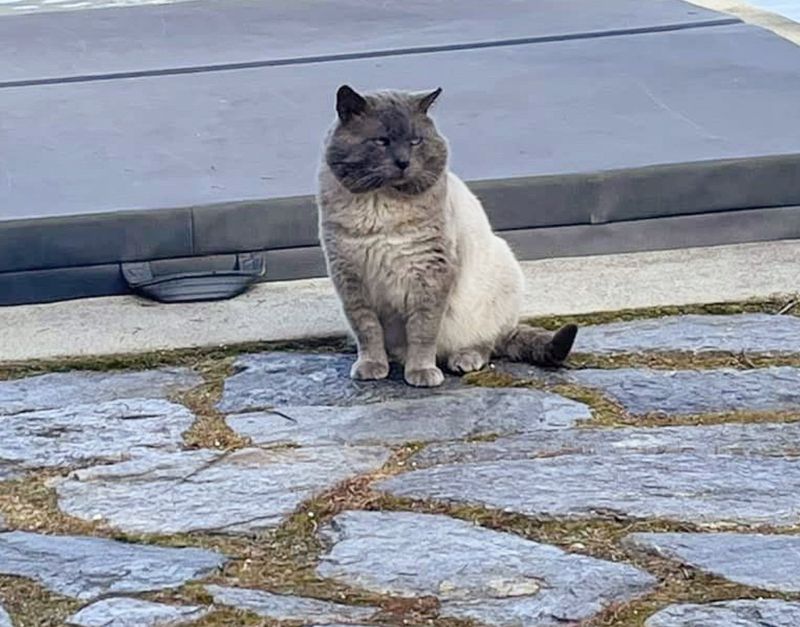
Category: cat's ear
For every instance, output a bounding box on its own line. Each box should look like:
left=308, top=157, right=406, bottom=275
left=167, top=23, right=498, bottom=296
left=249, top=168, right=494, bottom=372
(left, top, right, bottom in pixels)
left=416, top=87, right=443, bottom=114
left=336, top=85, right=367, bottom=123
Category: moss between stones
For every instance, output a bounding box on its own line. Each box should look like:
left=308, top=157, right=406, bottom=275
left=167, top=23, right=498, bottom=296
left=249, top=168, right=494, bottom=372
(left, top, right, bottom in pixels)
left=0, top=576, right=79, bottom=627
left=524, top=295, right=799, bottom=330
left=0, top=336, right=353, bottom=382
left=177, top=357, right=250, bottom=451
left=569, top=350, right=800, bottom=371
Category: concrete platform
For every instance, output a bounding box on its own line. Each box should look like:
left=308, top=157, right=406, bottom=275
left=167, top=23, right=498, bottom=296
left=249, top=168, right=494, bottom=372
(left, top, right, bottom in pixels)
left=1, top=0, right=799, bottom=305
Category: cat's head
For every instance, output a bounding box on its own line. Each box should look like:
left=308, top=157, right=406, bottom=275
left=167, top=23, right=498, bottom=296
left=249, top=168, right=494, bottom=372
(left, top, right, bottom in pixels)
left=324, top=85, right=448, bottom=195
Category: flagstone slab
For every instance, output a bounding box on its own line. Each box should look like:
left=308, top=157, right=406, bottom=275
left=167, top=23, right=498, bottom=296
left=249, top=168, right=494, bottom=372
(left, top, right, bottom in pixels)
left=569, top=366, right=800, bottom=416
left=575, top=314, right=800, bottom=354
left=645, top=599, right=800, bottom=627
left=0, top=398, right=194, bottom=470
left=0, top=605, right=10, bottom=627
left=412, top=421, right=800, bottom=467
left=378, top=452, right=800, bottom=525
left=53, top=446, right=390, bottom=534
left=67, top=598, right=209, bottom=627
left=0, top=368, right=201, bottom=416
left=0, top=531, right=224, bottom=600
left=625, top=533, right=800, bottom=592
left=227, top=387, right=590, bottom=447
left=317, top=511, right=655, bottom=626
left=217, top=352, right=465, bottom=413
left=205, top=585, right=377, bottom=623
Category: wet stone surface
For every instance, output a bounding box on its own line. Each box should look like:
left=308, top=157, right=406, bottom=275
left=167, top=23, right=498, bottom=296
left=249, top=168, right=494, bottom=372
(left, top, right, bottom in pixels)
left=625, top=533, right=800, bottom=592
left=317, top=511, right=655, bottom=626
left=205, top=585, right=378, bottom=623
left=0, top=531, right=224, bottom=600
left=67, top=597, right=209, bottom=627
left=227, top=387, right=590, bottom=447
left=53, top=446, right=391, bottom=534
left=574, top=314, right=800, bottom=354
left=569, top=366, right=800, bottom=416
left=644, top=599, right=800, bottom=627
left=0, top=398, right=194, bottom=471
left=0, top=368, right=201, bottom=416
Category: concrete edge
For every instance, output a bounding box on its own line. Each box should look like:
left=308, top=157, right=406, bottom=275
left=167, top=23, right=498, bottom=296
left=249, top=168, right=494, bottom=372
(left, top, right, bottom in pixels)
left=1, top=239, right=798, bottom=363
left=686, top=0, right=800, bottom=44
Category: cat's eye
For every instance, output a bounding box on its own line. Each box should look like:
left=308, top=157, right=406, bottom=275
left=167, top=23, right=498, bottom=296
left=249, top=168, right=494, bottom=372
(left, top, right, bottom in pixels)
left=410, top=137, right=423, bottom=146
left=372, top=137, right=390, bottom=146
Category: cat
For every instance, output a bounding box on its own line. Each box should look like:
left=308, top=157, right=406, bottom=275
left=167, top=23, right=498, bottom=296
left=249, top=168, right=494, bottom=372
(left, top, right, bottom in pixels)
left=316, top=85, right=577, bottom=387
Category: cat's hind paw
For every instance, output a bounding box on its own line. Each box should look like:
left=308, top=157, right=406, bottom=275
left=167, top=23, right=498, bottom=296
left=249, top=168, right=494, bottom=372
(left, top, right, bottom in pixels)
left=447, top=349, right=489, bottom=374
left=351, top=359, right=390, bottom=381
left=405, top=367, right=445, bottom=388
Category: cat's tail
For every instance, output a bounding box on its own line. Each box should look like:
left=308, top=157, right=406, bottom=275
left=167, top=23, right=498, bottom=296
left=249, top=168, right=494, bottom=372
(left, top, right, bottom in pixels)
left=496, top=323, right=578, bottom=367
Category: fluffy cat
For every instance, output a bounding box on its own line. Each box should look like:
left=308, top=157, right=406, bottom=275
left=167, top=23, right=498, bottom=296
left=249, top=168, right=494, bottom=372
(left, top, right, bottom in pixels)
left=316, top=85, right=577, bottom=387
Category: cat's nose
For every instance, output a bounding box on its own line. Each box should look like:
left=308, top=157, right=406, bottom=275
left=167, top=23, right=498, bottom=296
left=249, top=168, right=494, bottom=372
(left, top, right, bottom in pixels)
left=395, top=158, right=410, bottom=171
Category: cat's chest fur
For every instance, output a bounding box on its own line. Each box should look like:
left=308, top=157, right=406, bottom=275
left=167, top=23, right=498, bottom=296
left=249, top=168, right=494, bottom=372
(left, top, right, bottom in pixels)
left=320, top=181, right=455, bottom=313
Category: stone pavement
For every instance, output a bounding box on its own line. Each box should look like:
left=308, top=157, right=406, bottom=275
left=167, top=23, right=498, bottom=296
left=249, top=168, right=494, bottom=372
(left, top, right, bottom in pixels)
left=1, top=306, right=800, bottom=625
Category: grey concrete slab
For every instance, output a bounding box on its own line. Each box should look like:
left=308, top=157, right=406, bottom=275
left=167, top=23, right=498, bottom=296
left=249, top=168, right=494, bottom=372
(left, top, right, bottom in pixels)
left=0, top=0, right=731, bottom=84
left=2, top=23, right=799, bottom=237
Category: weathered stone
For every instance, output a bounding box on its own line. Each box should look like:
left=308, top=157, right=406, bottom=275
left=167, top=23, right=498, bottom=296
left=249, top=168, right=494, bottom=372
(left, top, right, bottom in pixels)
left=53, top=446, right=390, bottom=534
left=0, top=465, right=19, bottom=481
left=575, top=314, right=800, bottom=354
left=0, top=605, right=10, bottom=627
left=67, top=598, right=209, bottom=627
left=379, top=452, right=800, bottom=525
left=569, top=366, right=800, bottom=416
left=0, top=531, right=224, bottom=600
left=205, top=585, right=377, bottom=623
left=412, top=422, right=800, bottom=467
left=218, top=352, right=465, bottom=413
left=0, top=399, right=194, bottom=470
left=0, top=514, right=6, bottom=531
left=645, top=599, right=800, bottom=627
left=0, top=368, right=201, bottom=416
left=318, top=511, right=655, bottom=626
left=227, top=388, right=590, bottom=447
left=625, top=533, right=800, bottom=592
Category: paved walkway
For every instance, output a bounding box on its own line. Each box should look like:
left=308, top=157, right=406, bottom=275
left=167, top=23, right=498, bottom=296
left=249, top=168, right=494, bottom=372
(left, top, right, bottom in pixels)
left=1, top=307, right=800, bottom=625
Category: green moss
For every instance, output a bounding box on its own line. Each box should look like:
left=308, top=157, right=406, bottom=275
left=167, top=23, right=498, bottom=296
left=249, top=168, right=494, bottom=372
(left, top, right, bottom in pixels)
left=524, top=295, right=799, bottom=331
left=0, top=336, right=352, bottom=381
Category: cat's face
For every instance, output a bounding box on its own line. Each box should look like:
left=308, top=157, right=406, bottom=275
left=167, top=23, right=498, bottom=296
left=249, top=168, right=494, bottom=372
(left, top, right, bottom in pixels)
left=324, top=86, right=448, bottom=195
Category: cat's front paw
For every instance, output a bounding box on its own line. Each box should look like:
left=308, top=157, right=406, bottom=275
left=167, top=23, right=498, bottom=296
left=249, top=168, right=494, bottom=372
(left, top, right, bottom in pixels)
left=351, top=359, right=390, bottom=381
left=405, top=367, right=445, bottom=388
